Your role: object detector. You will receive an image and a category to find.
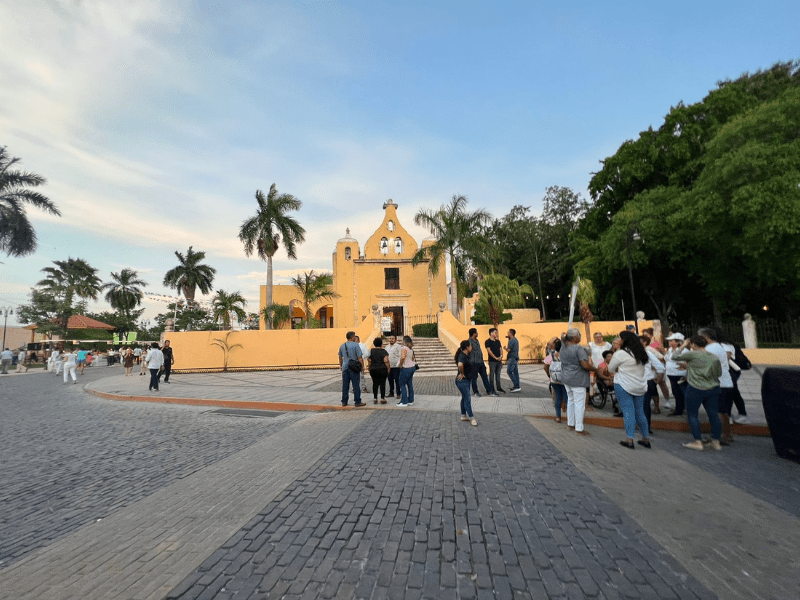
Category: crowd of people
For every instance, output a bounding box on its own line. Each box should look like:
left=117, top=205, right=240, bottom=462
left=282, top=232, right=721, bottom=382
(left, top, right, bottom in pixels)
left=544, top=325, right=751, bottom=450
left=41, top=341, right=175, bottom=389
left=338, top=328, right=523, bottom=427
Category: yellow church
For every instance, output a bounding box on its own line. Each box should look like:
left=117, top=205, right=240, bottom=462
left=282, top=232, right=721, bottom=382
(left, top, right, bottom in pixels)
left=262, top=199, right=449, bottom=335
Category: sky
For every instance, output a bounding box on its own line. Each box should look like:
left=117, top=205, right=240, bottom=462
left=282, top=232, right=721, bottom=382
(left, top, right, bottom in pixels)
left=1, top=0, right=797, bottom=327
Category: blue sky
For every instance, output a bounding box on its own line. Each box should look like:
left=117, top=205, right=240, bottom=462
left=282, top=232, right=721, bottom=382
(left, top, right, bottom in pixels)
left=1, top=0, right=796, bottom=325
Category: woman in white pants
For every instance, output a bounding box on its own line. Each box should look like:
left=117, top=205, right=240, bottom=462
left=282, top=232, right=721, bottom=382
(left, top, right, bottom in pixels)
left=62, top=351, right=77, bottom=384
left=559, top=328, right=596, bottom=436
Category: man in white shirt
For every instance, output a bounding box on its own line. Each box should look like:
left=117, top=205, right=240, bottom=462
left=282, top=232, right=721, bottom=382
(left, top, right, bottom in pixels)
left=144, top=342, right=165, bottom=392
left=16, top=349, right=28, bottom=373
left=1, top=347, right=13, bottom=374
left=385, top=335, right=402, bottom=399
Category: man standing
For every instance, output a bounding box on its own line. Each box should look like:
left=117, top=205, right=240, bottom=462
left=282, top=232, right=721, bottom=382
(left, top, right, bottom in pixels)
left=16, top=349, right=28, bottom=373
left=160, top=340, right=175, bottom=383
left=560, top=328, right=595, bottom=436
left=339, top=331, right=365, bottom=407
left=355, top=335, right=369, bottom=392
left=144, top=342, right=164, bottom=392
left=504, top=329, right=521, bottom=392
left=386, top=335, right=402, bottom=399
left=1, top=347, right=13, bottom=374
left=468, top=328, right=495, bottom=396
left=485, top=328, right=505, bottom=393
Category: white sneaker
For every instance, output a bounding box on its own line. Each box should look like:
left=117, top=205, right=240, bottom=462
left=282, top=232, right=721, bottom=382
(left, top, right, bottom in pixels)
left=732, top=414, right=749, bottom=424
left=510, top=388, right=521, bottom=393
left=395, top=401, right=407, bottom=407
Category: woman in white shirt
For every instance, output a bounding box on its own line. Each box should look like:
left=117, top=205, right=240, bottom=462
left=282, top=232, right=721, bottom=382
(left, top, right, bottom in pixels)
left=396, top=336, right=417, bottom=407
left=62, top=350, right=78, bottom=384
left=607, top=331, right=651, bottom=449
left=664, top=333, right=688, bottom=416
left=589, top=332, right=612, bottom=399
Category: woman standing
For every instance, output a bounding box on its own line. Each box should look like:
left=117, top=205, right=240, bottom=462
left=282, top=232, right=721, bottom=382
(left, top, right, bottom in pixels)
left=123, top=348, right=135, bottom=376
left=396, top=336, right=417, bottom=407
left=543, top=339, right=567, bottom=423
left=367, top=338, right=391, bottom=404
left=455, top=340, right=478, bottom=425
left=671, top=336, right=723, bottom=451
left=607, top=331, right=651, bottom=449
left=62, top=349, right=78, bottom=385
left=664, top=333, right=687, bottom=417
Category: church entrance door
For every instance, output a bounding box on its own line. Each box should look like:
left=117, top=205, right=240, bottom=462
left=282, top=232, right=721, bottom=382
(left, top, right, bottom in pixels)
left=383, top=307, right=404, bottom=337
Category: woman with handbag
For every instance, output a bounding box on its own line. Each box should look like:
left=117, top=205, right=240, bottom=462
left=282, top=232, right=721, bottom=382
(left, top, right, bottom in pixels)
left=543, top=338, right=567, bottom=423
left=367, top=338, right=391, bottom=404
left=396, top=336, right=417, bottom=407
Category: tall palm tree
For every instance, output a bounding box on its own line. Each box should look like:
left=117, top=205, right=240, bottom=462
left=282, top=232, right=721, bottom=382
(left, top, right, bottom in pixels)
left=0, top=146, right=61, bottom=257
left=412, top=194, right=493, bottom=317
left=102, top=268, right=147, bottom=321
left=163, top=246, right=217, bottom=307
left=37, top=258, right=102, bottom=336
left=238, top=184, right=306, bottom=329
left=291, top=270, right=339, bottom=329
left=211, top=290, right=248, bottom=330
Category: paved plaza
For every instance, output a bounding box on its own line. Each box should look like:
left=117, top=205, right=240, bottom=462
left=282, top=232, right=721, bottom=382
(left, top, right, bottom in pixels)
left=0, top=365, right=798, bottom=599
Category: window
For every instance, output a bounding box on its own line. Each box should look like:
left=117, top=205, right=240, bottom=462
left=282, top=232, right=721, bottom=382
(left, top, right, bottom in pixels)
left=344, top=247, right=351, bottom=260
left=385, top=268, right=400, bottom=290
left=380, top=237, right=389, bottom=255
left=387, top=220, right=395, bottom=232
left=394, top=237, right=403, bottom=253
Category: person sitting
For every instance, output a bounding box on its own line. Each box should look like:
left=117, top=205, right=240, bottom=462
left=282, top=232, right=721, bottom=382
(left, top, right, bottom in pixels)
left=596, top=349, right=620, bottom=416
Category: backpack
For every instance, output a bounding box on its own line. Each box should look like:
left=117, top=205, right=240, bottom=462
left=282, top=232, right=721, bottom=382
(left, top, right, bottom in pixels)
left=732, top=344, right=752, bottom=371
left=549, top=359, right=563, bottom=384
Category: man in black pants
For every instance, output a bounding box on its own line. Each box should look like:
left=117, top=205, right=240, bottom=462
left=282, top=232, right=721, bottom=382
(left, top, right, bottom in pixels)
left=485, top=328, right=505, bottom=393
left=160, top=340, right=175, bottom=384
left=469, top=328, right=496, bottom=396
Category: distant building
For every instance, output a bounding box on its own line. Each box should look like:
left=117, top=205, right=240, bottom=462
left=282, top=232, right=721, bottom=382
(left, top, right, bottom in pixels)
left=262, top=199, right=448, bottom=335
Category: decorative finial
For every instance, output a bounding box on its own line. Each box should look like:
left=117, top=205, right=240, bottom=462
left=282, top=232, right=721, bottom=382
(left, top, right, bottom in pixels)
left=346, top=227, right=350, bottom=236
left=382, top=199, right=397, bottom=209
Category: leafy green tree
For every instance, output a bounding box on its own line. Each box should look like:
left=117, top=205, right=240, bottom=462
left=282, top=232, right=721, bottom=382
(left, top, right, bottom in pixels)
left=0, top=146, right=60, bottom=257
left=211, top=290, right=248, bottom=330
left=86, top=309, right=145, bottom=337
left=154, top=302, right=216, bottom=332
left=163, top=246, right=216, bottom=307
left=238, top=184, right=306, bottom=330
left=412, top=194, right=493, bottom=316
left=473, top=273, right=533, bottom=328
left=32, top=258, right=102, bottom=337
left=291, top=270, right=339, bottom=329
left=102, top=268, right=147, bottom=322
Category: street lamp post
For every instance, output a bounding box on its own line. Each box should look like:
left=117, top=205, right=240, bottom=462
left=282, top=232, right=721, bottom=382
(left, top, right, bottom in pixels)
left=1, top=307, right=13, bottom=349
left=625, top=225, right=641, bottom=334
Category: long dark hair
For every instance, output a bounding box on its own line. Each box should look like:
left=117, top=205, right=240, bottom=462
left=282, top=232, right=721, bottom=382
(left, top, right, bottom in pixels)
left=619, top=330, right=649, bottom=364
left=455, top=340, right=471, bottom=364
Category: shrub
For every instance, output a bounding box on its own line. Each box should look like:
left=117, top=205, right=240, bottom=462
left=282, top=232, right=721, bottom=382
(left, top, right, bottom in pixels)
left=412, top=323, right=438, bottom=338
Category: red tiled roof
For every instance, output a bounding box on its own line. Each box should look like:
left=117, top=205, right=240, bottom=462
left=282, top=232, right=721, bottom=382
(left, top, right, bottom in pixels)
left=66, top=315, right=116, bottom=330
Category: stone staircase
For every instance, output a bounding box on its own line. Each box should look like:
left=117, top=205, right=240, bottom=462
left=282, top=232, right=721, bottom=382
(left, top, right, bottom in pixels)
left=409, top=337, right=454, bottom=372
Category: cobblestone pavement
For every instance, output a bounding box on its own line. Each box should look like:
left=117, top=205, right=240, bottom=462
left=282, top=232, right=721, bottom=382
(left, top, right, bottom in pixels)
left=0, top=368, right=304, bottom=568
left=164, top=411, right=715, bottom=600
left=2, top=366, right=796, bottom=600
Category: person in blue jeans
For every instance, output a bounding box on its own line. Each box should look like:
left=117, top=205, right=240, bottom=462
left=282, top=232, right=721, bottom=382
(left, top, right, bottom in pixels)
left=544, top=338, right=566, bottom=423
left=504, top=329, right=521, bottom=392
left=455, top=340, right=478, bottom=425
left=396, top=336, right=417, bottom=406
left=338, top=331, right=365, bottom=407
left=607, top=331, right=651, bottom=449
left=670, top=336, right=723, bottom=451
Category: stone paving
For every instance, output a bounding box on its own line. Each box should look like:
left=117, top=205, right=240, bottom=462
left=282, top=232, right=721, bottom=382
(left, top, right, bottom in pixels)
left=1, top=364, right=797, bottom=600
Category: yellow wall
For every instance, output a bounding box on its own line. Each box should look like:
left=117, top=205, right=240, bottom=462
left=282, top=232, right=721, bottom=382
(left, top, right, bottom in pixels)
left=259, top=284, right=333, bottom=329
left=166, top=317, right=377, bottom=371
left=438, top=311, right=654, bottom=362
left=745, top=348, right=800, bottom=366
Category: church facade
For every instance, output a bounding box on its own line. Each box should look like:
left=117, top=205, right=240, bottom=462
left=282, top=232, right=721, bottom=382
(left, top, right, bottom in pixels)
left=261, top=199, right=448, bottom=335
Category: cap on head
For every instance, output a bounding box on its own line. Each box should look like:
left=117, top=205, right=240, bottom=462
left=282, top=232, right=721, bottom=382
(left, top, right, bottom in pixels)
left=665, top=332, right=685, bottom=341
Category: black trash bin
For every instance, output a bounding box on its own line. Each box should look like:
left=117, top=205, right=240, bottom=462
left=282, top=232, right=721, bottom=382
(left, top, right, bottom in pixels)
left=761, top=366, right=800, bottom=462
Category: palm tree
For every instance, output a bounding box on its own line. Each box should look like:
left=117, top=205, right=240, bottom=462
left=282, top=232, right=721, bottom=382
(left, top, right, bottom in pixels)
left=102, top=268, right=147, bottom=321
left=0, top=146, right=61, bottom=257
left=576, top=277, right=597, bottom=341
left=261, top=303, right=292, bottom=330
left=211, top=290, right=248, bottom=330
left=412, top=194, right=493, bottom=317
left=37, top=258, right=102, bottom=336
left=238, top=184, right=306, bottom=329
left=291, top=270, right=339, bottom=329
left=210, top=331, right=243, bottom=372
left=163, top=246, right=217, bottom=307
left=475, top=273, right=534, bottom=329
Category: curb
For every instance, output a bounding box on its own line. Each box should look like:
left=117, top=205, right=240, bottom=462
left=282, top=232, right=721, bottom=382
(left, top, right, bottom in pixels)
left=85, top=388, right=772, bottom=436
left=530, top=413, right=771, bottom=437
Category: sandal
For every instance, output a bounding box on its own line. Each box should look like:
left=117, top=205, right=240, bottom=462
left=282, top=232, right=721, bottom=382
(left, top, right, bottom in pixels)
left=619, top=440, right=635, bottom=450
left=555, top=418, right=561, bottom=423
left=471, top=419, right=478, bottom=426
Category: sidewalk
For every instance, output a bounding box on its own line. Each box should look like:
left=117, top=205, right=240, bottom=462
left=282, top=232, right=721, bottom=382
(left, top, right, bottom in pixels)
left=85, top=363, right=772, bottom=434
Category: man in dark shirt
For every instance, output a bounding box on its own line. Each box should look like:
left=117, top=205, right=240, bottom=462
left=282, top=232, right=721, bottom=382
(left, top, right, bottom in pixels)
left=160, top=340, right=175, bottom=383
left=469, top=328, right=496, bottom=397
left=484, top=328, right=505, bottom=393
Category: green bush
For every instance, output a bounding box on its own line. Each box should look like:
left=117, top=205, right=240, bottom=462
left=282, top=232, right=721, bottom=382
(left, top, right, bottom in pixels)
left=412, top=323, right=438, bottom=338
